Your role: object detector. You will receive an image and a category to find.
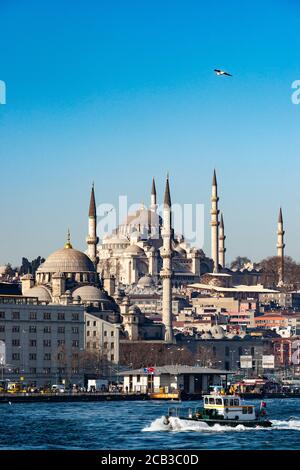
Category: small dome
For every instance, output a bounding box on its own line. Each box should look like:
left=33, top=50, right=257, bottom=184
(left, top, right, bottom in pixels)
left=201, top=332, right=212, bottom=340
left=137, top=275, right=154, bottom=289
left=24, top=286, right=52, bottom=302
left=72, top=286, right=106, bottom=301
left=125, top=244, right=145, bottom=255
left=210, top=325, right=225, bottom=337
left=38, top=247, right=95, bottom=274
left=128, top=304, right=142, bottom=315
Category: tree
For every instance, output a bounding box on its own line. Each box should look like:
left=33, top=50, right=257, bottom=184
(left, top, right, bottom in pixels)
left=258, top=255, right=300, bottom=289
left=230, top=256, right=251, bottom=271
left=120, top=342, right=195, bottom=369
left=19, top=256, right=45, bottom=275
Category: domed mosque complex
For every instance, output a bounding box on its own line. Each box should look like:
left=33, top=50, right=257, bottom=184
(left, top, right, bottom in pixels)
left=20, top=172, right=280, bottom=345
left=21, top=230, right=120, bottom=318
left=98, top=178, right=213, bottom=287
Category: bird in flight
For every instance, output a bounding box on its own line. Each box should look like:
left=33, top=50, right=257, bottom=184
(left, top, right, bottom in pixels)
left=214, top=69, right=232, bottom=77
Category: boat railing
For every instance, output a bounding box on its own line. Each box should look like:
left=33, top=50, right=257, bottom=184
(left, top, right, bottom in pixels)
left=168, top=406, right=203, bottom=419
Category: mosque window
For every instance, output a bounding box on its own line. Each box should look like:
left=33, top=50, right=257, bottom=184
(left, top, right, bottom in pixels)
left=58, top=313, right=65, bottom=320
left=44, top=313, right=51, bottom=320
left=29, top=312, right=37, bottom=320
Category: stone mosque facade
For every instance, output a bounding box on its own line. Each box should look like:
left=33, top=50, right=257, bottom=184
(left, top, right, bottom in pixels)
left=97, top=179, right=213, bottom=287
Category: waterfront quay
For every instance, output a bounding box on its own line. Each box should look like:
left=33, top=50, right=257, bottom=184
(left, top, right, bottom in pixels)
left=0, top=391, right=150, bottom=403
left=2, top=390, right=300, bottom=403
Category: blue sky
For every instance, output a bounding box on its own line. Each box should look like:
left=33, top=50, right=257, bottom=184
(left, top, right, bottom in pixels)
left=0, top=0, right=300, bottom=266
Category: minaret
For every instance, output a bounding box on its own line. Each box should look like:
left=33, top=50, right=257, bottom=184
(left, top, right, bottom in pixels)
left=219, top=213, right=226, bottom=268
left=86, top=183, right=99, bottom=267
left=150, top=178, right=157, bottom=212
left=150, top=178, right=159, bottom=239
left=211, top=169, right=219, bottom=273
left=160, top=175, right=173, bottom=343
left=277, top=207, right=285, bottom=287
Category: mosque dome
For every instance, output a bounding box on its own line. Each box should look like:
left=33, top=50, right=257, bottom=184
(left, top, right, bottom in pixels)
left=210, top=325, right=225, bottom=337
left=23, top=286, right=52, bottom=302
left=201, top=332, right=212, bottom=340
left=38, top=246, right=95, bottom=274
left=128, top=304, right=142, bottom=315
left=137, top=275, right=155, bottom=289
left=125, top=244, right=145, bottom=255
left=72, top=286, right=105, bottom=302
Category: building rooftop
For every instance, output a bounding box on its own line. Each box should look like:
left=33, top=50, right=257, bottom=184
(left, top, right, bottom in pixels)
left=188, top=283, right=278, bottom=294
left=119, top=365, right=231, bottom=376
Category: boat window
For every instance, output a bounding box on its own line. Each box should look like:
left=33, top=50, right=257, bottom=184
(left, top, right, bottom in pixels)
left=223, top=399, right=229, bottom=406
left=216, top=398, right=222, bottom=405
left=209, top=398, right=215, bottom=404
left=248, top=407, right=253, bottom=414
left=230, top=399, right=234, bottom=406
left=234, top=399, right=240, bottom=406
left=204, top=397, right=208, bottom=404
left=242, top=407, right=247, bottom=414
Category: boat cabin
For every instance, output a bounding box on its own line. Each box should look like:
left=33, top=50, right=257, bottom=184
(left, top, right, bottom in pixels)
left=203, top=394, right=256, bottom=421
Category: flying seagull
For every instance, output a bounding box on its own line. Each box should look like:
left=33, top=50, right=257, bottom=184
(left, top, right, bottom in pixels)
left=214, top=69, right=232, bottom=77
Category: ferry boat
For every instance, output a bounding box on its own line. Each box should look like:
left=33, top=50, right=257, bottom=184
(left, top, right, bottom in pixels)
left=164, top=388, right=272, bottom=428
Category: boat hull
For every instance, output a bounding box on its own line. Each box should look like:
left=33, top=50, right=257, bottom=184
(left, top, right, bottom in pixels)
left=166, top=416, right=272, bottom=428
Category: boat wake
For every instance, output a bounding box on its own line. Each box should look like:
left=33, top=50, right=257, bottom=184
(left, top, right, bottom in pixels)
left=142, top=416, right=300, bottom=433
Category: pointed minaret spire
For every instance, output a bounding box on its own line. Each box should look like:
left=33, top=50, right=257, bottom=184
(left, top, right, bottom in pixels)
left=219, top=213, right=226, bottom=268
left=277, top=207, right=285, bottom=287
left=151, top=177, right=156, bottom=197
left=211, top=169, right=220, bottom=273
left=164, top=174, right=171, bottom=207
left=86, top=184, right=99, bottom=266
left=89, top=183, right=96, bottom=218
left=212, top=168, right=217, bottom=186
left=160, top=174, right=173, bottom=343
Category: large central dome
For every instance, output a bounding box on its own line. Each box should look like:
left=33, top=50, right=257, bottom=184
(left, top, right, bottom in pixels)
left=38, top=246, right=95, bottom=274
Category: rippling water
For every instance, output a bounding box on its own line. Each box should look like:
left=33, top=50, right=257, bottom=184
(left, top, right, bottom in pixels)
left=1, top=398, right=300, bottom=449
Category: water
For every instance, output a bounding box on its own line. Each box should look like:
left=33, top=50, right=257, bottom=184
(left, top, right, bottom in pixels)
left=1, top=398, right=300, bottom=449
